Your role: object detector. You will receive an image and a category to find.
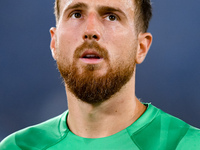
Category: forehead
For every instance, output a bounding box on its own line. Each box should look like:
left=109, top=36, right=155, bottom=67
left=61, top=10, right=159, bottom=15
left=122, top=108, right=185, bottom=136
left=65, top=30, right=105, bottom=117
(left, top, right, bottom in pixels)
left=59, top=0, right=135, bottom=15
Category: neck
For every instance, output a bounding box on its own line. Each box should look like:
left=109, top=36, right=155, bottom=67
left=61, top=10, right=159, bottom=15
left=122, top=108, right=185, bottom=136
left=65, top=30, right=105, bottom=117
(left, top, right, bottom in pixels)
left=65, top=76, right=146, bottom=138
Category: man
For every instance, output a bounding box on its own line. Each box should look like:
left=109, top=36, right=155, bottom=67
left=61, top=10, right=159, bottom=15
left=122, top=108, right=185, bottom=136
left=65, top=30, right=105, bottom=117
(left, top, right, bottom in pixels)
left=1, top=0, right=200, bottom=149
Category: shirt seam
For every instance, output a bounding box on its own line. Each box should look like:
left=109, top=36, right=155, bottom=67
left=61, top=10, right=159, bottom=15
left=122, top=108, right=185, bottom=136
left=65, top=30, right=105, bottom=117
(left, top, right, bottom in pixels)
left=42, top=112, right=69, bottom=150
left=42, top=131, right=69, bottom=150
left=126, top=109, right=160, bottom=150
left=174, top=126, right=190, bottom=149
left=14, top=135, right=22, bottom=150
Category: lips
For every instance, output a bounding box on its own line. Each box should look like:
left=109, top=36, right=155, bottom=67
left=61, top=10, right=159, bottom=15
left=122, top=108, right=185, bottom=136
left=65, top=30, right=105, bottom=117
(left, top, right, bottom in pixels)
left=79, top=50, right=103, bottom=64
left=80, top=50, right=102, bottom=59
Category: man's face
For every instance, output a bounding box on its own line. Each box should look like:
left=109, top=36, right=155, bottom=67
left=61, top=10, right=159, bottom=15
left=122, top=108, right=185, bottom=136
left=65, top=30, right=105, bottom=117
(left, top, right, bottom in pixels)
left=51, top=0, right=140, bottom=104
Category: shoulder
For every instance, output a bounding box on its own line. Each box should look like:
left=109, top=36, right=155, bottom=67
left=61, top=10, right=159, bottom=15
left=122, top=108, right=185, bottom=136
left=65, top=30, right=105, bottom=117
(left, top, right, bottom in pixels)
left=176, top=126, right=200, bottom=149
left=153, top=105, right=200, bottom=149
left=0, top=134, right=21, bottom=150
left=132, top=104, right=200, bottom=149
left=0, top=112, right=69, bottom=150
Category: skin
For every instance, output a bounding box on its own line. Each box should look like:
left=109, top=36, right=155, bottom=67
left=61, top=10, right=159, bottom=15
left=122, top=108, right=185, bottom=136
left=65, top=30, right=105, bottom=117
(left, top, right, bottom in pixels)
left=50, top=0, right=152, bottom=138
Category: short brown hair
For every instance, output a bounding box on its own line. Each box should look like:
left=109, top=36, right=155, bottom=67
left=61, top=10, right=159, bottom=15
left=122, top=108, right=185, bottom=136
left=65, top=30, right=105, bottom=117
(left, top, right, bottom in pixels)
left=54, top=0, right=152, bottom=33
left=54, top=0, right=60, bottom=24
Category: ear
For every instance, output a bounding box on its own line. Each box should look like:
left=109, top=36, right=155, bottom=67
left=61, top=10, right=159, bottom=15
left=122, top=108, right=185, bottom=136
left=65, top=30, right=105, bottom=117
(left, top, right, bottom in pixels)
left=50, top=27, right=57, bottom=60
left=135, top=32, right=152, bottom=64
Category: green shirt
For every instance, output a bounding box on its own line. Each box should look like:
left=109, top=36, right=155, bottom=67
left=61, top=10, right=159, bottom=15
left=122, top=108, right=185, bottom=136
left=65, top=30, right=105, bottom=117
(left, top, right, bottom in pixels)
left=1, top=104, right=200, bottom=150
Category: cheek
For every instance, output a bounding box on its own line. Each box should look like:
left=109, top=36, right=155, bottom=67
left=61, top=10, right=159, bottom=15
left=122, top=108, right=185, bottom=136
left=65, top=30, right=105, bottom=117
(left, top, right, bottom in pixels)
left=105, top=28, right=136, bottom=62
left=56, top=27, right=81, bottom=61
left=57, top=37, right=73, bottom=60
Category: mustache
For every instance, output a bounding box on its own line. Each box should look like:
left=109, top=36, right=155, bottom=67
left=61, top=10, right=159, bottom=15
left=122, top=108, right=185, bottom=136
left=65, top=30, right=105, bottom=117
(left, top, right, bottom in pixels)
left=74, top=41, right=109, bottom=60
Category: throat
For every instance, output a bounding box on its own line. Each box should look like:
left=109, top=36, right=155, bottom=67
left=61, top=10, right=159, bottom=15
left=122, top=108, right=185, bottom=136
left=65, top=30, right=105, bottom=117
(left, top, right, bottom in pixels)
left=66, top=100, right=146, bottom=139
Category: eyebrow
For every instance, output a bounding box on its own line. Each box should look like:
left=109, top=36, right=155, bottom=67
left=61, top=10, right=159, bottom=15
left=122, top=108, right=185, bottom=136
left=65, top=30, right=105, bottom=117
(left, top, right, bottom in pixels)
left=97, top=6, right=127, bottom=18
left=62, top=2, right=127, bottom=18
left=63, top=2, right=88, bottom=15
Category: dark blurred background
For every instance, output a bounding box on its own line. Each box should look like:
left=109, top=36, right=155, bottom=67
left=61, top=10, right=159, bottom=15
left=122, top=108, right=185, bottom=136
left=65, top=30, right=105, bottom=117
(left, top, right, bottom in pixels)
left=0, top=0, right=200, bottom=140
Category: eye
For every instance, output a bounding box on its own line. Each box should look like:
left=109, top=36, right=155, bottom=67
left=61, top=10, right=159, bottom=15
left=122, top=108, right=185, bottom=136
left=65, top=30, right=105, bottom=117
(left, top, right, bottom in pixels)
left=70, top=12, right=82, bottom=19
left=105, top=14, right=119, bottom=21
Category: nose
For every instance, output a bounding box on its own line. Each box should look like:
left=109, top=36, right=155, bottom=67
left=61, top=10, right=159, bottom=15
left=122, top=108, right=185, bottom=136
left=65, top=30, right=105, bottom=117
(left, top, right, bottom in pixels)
left=82, top=13, right=101, bottom=41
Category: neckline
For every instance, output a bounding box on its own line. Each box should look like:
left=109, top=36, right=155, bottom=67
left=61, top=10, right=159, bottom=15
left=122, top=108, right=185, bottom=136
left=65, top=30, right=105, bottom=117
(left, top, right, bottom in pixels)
left=59, top=103, right=159, bottom=139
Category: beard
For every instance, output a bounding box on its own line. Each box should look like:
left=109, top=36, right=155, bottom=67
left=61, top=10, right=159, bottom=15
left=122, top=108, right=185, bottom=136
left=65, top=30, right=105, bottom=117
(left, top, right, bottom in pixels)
left=57, top=41, right=137, bottom=104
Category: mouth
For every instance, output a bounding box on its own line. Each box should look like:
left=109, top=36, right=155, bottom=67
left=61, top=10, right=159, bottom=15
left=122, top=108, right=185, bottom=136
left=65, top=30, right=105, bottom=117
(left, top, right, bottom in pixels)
left=79, top=50, right=103, bottom=64
left=81, top=50, right=102, bottom=59
left=82, top=54, right=101, bottom=59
